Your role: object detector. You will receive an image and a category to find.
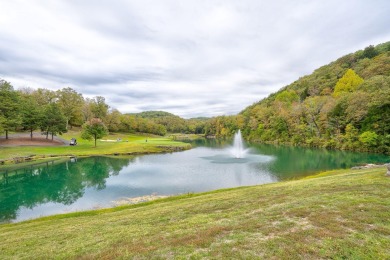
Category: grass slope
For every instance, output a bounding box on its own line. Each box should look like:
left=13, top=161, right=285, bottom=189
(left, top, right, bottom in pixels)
left=1, top=167, right=389, bottom=259
left=0, top=131, right=190, bottom=163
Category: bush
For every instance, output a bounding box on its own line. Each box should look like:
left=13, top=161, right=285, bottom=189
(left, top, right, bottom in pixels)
left=359, top=131, right=378, bottom=148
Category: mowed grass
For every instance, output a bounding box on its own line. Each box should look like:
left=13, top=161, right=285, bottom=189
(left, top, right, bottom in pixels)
left=0, top=130, right=190, bottom=161
left=0, top=167, right=389, bottom=259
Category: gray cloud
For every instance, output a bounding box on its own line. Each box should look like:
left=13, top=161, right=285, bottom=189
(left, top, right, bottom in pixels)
left=0, top=0, right=389, bottom=118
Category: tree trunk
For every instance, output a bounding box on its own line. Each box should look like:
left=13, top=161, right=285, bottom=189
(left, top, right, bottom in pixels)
left=94, top=134, right=97, bottom=147
left=46, top=130, right=49, bottom=139
left=51, top=132, right=54, bottom=141
left=5, top=130, right=8, bottom=139
left=310, top=114, right=321, bottom=137
left=30, top=129, right=33, bottom=140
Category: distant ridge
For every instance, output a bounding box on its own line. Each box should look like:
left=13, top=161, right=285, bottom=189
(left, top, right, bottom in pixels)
left=128, top=110, right=178, bottom=118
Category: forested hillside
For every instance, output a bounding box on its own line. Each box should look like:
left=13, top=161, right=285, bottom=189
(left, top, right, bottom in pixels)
left=130, top=111, right=206, bottom=134
left=205, top=42, right=390, bottom=153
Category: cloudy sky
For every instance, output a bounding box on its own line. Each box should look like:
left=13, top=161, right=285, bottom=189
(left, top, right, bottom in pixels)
left=1, top=1, right=389, bottom=118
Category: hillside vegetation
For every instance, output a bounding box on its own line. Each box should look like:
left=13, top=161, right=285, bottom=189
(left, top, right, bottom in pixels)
left=130, top=110, right=206, bottom=134
left=0, top=167, right=389, bottom=259
left=205, top=42, right=390, bottom=153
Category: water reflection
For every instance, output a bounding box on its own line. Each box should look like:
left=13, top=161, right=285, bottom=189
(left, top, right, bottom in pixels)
left=251, top=143, right=389, bottom=178
left=0, top=157, right=132, bottom=223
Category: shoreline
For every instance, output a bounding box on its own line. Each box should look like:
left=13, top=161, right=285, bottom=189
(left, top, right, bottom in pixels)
left=0, top=144, right=191, bottom=169
left=0, top=131, right=192, bottom=167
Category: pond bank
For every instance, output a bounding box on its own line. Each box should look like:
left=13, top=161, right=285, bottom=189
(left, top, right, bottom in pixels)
left=0, top=144, right=190, bottom=169
left=0, top=132, right=192, bottom=167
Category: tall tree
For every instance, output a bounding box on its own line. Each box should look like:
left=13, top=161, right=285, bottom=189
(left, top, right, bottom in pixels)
left=105, top=109, right=122, bottom=132
left=303, top=96, right=329, bottom=137
left=81, top=118, right=108, bottom=147
left=82, top=98, right=94, bottom=122
left=56, top=87, right=84, bottom=129
left=20, top=94, right=42, bottom=139
left=90, top=96, right=109, bottom=119
left=41, top=103, right=67, bottom=140
left=31, top=88, right=57, bottom=106
left=0, top=81, right=21, bottom=139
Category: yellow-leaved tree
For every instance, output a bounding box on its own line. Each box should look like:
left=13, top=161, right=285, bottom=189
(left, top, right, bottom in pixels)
left=333, top=69, right=364, bottom=97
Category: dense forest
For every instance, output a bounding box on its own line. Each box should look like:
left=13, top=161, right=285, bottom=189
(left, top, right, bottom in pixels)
left=205, top=42, right=390, bottom=153
left=1, top=42, right=389, bottom=153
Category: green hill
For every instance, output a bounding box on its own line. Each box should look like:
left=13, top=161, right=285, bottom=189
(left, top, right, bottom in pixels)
left=130, top=111, right=207, bottom=134
left=0, top=167, right=389, bottom=258
left=130, top=110, right=179, bottom=119
left=206, top=42, right=390, bottom=153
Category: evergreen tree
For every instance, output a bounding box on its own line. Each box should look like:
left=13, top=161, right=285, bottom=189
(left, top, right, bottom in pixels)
left=20, top=95, right=42, bottom=139
left=0, top=81, right=21, bottom=139
left=41, top=103, right=67, bottom=140
left=362, top=45, right=378, bottom=59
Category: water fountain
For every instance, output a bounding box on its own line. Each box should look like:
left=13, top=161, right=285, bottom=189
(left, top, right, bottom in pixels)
left=201, top=129, right=272, bottom=164
left=231, top=130, right=248, bottom=159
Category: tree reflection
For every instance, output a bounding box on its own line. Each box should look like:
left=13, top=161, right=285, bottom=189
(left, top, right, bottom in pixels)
left=0, top=156, right=132, bottom=223
left=251, top=144, right=389, bottom=179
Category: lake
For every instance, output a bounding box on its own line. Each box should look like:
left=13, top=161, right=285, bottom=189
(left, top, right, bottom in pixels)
left=1, top=140, right=388, bottom=223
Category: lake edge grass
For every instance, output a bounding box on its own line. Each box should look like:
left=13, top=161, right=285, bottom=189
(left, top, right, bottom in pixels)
left=1, top=166, right=389, bottom=259
left=0, top=131, right=191, bottom=167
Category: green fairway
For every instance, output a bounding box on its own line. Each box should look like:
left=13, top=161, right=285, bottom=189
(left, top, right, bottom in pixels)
left=0, top=130, right=191, bottom=164
left=1, top=167, right=389, bottom=259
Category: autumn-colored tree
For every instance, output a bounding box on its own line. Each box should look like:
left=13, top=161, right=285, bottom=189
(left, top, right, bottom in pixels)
left=275, top=90, right=299, bottom=105
left=105, top=109, right=122, bottom=132
left=333, top=69, right=364, bottom=97
left=359, top=131, right=378, bottom=149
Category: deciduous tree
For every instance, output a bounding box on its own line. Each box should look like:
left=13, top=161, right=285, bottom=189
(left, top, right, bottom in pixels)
left=81, top=118, right=108, bottom=147
left=56, top=87, right=84, bottom=129
left=333, top=69, right=364, bottom=97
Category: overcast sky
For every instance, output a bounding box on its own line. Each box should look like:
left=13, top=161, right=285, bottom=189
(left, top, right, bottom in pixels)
left=1, top=1, right=389, bottom=118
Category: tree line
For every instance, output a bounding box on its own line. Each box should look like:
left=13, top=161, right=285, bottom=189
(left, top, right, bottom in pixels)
left=0, top=82, right=207, bottom=139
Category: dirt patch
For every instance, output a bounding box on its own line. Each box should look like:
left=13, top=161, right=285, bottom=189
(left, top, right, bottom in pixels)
left=0, top=137, right=66, bottom=147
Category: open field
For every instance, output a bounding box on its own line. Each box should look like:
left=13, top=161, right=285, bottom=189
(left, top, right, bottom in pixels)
left=0, top=167, right=389, bottom=259
left=0, top=130, right=191, bottom=165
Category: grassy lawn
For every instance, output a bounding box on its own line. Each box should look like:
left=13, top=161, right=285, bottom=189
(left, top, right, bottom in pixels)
left=0, top=130, right=191, bottom=163
left=0, top=167, right=389, bottom=259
